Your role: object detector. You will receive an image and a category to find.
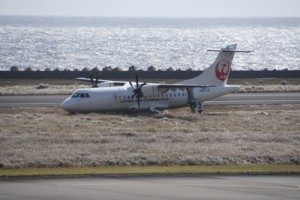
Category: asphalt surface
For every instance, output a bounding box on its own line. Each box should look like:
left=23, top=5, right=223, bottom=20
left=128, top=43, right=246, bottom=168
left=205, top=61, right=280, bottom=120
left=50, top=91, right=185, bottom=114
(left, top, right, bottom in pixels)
left=0, top=93, right=299, bottom=107
left=0, top=176, right=299, bottom=200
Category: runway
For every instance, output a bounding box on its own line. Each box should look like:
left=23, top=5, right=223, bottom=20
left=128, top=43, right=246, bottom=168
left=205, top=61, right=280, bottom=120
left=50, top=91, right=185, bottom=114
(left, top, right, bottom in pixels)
left=1, top=176, right=299, bottom=200
left=0, top=93, right=299, bottom=107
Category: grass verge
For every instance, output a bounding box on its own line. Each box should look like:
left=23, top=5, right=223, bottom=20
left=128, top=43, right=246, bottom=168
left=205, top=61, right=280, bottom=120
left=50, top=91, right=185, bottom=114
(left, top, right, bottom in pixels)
left=1, top=165, right=299, bottom=177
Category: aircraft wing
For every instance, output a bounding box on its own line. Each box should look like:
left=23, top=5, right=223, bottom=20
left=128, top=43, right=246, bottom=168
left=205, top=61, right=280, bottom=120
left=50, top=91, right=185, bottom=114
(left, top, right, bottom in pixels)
left=76, top=77, right=111, bottom=83
left=76, top=77, right=126, bottom=85
left=157, top=84, right=215, bottom=89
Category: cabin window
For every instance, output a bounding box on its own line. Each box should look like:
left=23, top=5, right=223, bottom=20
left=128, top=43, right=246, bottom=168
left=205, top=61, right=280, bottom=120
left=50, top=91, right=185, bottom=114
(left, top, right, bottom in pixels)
left=178, top=93, right=181, bottom=97
left=85, top=93, right=90, bottom=98
left=174, top=93, right=176, bottom=97
left=170, top=93, right=172, bottom=97
left=80, top=93, right=86, bottom=98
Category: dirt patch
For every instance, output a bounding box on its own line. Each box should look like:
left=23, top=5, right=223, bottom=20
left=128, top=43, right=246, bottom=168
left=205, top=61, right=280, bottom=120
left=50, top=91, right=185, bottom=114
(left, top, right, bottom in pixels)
left=0, top=105, right=299, bottom=168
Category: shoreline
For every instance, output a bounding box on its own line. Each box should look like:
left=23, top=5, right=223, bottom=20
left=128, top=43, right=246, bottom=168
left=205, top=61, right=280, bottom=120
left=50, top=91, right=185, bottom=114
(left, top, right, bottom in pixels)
left=1, top=70, right=300, bottom=80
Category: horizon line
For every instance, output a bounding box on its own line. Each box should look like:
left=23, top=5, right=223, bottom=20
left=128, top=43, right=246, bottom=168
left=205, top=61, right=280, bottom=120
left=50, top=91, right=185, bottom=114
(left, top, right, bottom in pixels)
left=1, top=15, right=300, bottom=19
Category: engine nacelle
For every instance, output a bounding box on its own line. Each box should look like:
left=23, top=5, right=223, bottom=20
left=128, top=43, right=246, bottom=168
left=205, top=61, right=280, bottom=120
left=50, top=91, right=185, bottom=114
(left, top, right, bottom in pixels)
left=141, top=84, right=168, bottom=97
left=97, top=81, right=125, bottom=87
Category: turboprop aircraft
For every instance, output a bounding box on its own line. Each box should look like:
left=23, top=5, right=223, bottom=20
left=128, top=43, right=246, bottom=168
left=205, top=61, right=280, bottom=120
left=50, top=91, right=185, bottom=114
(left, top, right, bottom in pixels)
left=61, top=44, right=252, bottom=113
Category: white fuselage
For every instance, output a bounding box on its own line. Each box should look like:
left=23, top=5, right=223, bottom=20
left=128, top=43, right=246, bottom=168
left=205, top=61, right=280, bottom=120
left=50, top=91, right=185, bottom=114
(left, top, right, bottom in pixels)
left=61, top=44, right=248, bottom=113
left=61, top=84, right=239, bottom=113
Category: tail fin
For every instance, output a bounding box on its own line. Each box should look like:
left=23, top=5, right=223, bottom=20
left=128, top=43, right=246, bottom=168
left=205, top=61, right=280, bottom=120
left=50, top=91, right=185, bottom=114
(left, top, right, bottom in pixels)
left=178, top=44, right=251, bottom=86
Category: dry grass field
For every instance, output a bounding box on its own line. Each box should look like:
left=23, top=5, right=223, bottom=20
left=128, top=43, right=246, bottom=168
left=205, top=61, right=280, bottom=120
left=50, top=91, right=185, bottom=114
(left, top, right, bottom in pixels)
left=0, top=104, right=299, bottom=168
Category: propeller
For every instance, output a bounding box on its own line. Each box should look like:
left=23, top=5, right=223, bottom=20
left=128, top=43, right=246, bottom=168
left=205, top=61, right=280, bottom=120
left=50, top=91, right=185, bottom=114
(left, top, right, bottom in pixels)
left=90, top=72, right=101, bottom=88
left=129, top=74, right=146, bottom=107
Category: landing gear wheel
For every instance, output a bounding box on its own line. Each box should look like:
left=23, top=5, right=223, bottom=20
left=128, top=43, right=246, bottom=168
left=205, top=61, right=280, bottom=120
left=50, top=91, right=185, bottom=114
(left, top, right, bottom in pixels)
left=189, top=100, right=196, bottom=113
left=197, top=102, right=203, bottom=114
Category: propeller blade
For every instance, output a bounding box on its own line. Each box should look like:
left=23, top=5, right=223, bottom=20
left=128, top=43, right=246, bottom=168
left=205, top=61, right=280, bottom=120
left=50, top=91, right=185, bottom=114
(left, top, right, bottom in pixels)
left=130, top=74, right=144, bottom=108
left=135, top=74, right=139, bottom=89
left=131, top=93, right=136, bottom=98
left=95, top=73, right=101, bottom=87
left=137, top=96, right=140, bottom=107
left=90, top=73, right=94, bottom=87
left=129, top=81, right=134, bottom=88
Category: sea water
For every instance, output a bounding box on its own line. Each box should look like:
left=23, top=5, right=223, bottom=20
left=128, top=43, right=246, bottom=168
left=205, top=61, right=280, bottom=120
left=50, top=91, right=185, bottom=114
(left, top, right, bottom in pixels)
left=0, top=16, right=299, bottom=71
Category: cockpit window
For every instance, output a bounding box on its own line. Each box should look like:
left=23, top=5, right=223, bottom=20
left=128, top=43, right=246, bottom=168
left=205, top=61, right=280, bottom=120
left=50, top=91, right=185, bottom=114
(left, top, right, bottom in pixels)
left=72, top=93, right=90, bottom=98
left=72, top=93, right=80, bottom=98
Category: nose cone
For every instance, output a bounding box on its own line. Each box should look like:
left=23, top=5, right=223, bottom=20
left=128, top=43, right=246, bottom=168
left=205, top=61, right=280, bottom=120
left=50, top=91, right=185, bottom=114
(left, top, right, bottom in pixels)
left=61, top=98, right=73, bottom=112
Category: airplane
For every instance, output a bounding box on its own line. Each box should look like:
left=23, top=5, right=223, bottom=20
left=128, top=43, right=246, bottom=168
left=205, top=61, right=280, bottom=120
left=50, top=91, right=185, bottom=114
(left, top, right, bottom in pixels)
left=61, top=44, right=252, bottom=113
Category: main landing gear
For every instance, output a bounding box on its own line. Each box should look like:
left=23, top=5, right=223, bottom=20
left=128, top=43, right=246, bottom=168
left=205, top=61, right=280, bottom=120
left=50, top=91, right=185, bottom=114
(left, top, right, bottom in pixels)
left=186, top=88, right=203, bottom=114
left=189, top=100, right=203, bottom=114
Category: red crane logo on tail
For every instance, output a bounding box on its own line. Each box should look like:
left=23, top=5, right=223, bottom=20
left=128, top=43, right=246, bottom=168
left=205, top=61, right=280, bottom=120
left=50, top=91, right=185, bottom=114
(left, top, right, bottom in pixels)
left=215, top=61, right=230, bottom=81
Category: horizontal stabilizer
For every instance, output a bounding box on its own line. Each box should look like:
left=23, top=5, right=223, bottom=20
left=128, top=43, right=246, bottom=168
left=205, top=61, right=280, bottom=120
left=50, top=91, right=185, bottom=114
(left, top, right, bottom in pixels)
left=207, top=49, right=253, bottom=53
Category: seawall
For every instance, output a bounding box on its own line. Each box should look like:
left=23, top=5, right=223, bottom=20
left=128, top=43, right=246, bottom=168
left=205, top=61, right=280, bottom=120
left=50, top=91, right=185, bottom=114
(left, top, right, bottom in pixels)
left=0, top=70, right=300, bottom=80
